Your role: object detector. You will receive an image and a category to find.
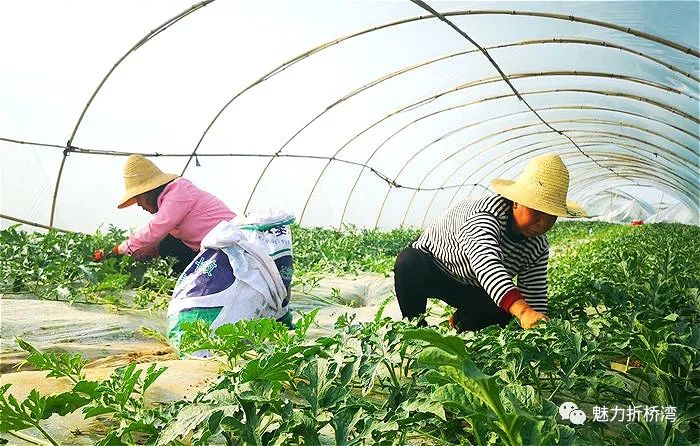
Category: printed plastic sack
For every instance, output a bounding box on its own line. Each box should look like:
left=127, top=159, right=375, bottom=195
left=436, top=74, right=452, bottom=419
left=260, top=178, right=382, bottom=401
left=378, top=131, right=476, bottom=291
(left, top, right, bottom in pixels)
left=235, top=211, right=295, bottom=307
left=167, top=215, right=294, bottom=357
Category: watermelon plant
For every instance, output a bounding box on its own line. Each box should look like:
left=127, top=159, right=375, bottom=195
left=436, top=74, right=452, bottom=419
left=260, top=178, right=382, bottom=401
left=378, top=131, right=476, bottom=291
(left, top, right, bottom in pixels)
left=0, top=222, right=698, bottom=445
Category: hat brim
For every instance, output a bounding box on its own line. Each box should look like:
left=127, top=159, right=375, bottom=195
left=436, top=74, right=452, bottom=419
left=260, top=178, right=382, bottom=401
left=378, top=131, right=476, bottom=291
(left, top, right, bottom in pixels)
left=490, top=178, right=587, bottom=218
left=117, top=173, right=179, bottom=209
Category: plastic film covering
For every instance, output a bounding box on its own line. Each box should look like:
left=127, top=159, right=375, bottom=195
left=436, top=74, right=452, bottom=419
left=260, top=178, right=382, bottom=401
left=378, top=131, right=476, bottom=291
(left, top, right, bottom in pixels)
left=1, top=0, right=698, bottom=233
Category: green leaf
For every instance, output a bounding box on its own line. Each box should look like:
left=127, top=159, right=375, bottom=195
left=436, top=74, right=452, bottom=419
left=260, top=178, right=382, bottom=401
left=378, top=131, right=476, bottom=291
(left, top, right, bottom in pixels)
left=142, top=364, right=167, bottom=393
left=15, top=338, right=86, bottom=383
left=415, top=346, right=462, bottom=368
left=401, top=397, right=447, bottom=421
left=402, top=329, right=468, bottom=359
left=158, top=400, right=240, bottom=446
left=207, top=409, right=224, bottom=437
left=83, top=406, right=117, bottom=418
left=157, top=404, right=217, bottom=446
left=331, top=406, right=364, bottom=446
left=0, top=384, right=34, bottom=431
left=431, top=384, right=484, bottom=417
left=240, top=351, right=298, bottom=383
left=43, top=390, right=93, bottom=417
left=114, top=364, right=142, bottom=406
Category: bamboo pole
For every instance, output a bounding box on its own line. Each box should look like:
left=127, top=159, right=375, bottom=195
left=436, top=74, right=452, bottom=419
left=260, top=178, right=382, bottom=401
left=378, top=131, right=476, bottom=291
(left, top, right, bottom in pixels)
left=47, top=1, right=215, bottom=229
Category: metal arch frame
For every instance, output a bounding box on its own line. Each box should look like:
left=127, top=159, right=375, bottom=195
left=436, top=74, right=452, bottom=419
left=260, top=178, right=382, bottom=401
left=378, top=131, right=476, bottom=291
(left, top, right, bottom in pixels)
left=558, top=129, right=695, bottom=167
left=311, top=85, right=697, bottom=227
left=25, top=34, right=696, bottom=224
left=41, top=5, right=699, bottom=228
left=234, top=37, right=699, bottom=219
left=410, top=122, right=692, bottom=215
left=309, top=80, right=697, bottom=221
left=406, top=131, right=696, bottom=227
left=535, top=154, right=694, bottom=205
left=573, top=182, right=696, bottom=221
left=436, top=138, right=697, bottom=214
left=409, top=130, right=696, bottom=228
left=578, top=186, right=660, bottom=217
left=366, top=112, right=696, bottom=228
left=567, top=166, right=684, bottom=193
left=413, top=0, right=690, bottom=196
left=437, top=10, right=698, bottom=57
left=251, top=36, right=698, bottom=169
left=431, top=129, right=697, bottom=212
left=294, top=70, right=697, bottom=224
left=565, top=137, right=696, bottom=182
left=179, top=9, right=700, bottom=217
left=346, top=89, right=687, bottom=228
left=569, top=174, right=692, bottom=215
left=415, top=129, right=699, bottom=227
left=243, top=36, right=699, bottom=166
left=466, top=149, right=697, bottom=213
left=566, top=165, right=697, bottom=211
left=362, top=101, right=698, bottom=227
left=563, top=143, right=698, bottom=203
left=557, top=165, right=688, bottom=211
left=47, top=0, right=215, bottom=227
left=424, top=151, right=696, bottom=227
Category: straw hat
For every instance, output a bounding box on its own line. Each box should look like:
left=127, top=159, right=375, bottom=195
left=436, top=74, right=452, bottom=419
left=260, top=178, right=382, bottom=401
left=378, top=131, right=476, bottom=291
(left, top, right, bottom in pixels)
left=117, top=155, right=179, bottom=208
left=490, top=154, right=586, bottom=218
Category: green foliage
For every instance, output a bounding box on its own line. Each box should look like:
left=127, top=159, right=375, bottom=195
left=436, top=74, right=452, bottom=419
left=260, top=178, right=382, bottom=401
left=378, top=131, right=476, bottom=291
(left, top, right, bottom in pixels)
left=1, top=221, right=698, bottom=445
left=2, top=340, right=170, bottom=446
left=291, top=224, right=420, bottom=277
left=0, top=225, right=175, bottom=309
left=548, top=222, right=700, bottom=320
left=15, top=338, right=86, bottom=384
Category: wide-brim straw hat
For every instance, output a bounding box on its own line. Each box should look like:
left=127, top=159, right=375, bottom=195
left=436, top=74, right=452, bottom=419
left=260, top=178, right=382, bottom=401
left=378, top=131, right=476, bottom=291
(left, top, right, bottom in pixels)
left=490, top=154, right=586, bottom=218
left=117, top=155, right=179, bottom=209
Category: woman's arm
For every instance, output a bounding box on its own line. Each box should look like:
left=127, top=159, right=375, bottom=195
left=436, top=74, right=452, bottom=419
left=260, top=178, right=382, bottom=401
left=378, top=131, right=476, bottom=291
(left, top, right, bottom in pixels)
left=118, top=193, right=194, bottom=258
left=517, top=249, right=549, bottom=314
left=459, top=213, right=547, bottom=328
left=459, top=212, right=519, bottom=308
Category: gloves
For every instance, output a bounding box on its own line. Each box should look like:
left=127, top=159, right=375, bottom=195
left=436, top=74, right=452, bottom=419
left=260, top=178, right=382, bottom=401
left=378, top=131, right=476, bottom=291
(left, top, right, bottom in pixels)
left=91, top=245, right=120, bottom=262
left=508, top=298, right=548, bottom=329
left=91, top=249, right=104, bottom=262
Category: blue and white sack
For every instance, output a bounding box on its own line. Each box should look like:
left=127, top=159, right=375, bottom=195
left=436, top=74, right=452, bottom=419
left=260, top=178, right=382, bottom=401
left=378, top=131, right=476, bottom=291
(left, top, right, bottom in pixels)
left=167, top=216, right=293, bottom=357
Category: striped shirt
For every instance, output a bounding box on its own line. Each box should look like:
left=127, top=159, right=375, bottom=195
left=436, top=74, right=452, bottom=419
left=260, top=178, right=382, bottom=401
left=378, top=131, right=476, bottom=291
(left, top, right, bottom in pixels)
left=412, top=194, right=549, bottom=314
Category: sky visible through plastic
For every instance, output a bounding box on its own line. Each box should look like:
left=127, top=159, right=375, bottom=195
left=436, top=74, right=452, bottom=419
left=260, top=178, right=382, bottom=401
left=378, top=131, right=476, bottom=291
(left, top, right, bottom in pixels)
left=1, top=1, right=698, bottom=232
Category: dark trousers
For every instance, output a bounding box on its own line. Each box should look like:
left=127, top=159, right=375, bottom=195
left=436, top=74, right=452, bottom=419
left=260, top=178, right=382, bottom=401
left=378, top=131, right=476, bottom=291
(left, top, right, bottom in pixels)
left=394, top=247, right=512, bottom=331
left=158, top=235, right=198, bottom=275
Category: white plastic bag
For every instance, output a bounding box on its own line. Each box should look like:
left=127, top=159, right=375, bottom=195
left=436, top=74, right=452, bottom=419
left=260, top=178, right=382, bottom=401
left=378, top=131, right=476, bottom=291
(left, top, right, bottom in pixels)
left=166, top=213, right=295, bottom=357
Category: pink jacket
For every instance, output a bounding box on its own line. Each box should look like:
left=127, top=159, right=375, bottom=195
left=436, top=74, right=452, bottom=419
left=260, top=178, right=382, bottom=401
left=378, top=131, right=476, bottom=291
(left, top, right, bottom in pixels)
left=118, top=178, right=236, bottom=258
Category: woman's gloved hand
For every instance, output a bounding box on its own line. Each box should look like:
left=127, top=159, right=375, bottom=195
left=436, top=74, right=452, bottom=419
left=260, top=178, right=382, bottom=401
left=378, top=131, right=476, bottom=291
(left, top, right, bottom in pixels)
left=508, top=298, right=548, bottom=329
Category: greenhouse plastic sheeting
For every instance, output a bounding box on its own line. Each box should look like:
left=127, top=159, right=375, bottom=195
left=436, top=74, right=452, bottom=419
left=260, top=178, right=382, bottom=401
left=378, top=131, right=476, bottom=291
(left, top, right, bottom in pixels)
left=1, top=1, right=698, bottom=233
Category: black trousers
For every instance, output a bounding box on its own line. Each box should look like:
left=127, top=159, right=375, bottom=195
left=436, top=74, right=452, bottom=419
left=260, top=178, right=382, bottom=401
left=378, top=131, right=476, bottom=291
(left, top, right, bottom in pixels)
left=158, top=235, right=198, bottom=275
left=394, top=247, right=512, bottom=331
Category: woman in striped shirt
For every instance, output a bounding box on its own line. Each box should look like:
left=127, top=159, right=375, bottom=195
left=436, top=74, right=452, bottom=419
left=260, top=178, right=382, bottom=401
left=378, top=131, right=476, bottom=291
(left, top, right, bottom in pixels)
left=394, top=154, right=585, bottom=331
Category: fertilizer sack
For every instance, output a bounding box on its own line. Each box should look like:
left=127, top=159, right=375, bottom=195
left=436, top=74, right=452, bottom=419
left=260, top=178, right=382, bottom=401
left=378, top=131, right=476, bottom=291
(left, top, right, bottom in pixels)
left=167, top=213, right=294, bottom=355
left=235, top=211, right=295, bottom=303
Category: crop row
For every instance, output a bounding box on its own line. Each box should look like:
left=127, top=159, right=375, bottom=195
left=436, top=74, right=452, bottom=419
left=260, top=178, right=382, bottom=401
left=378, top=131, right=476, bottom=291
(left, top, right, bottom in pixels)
left=1, top=222, right=698, bottom=445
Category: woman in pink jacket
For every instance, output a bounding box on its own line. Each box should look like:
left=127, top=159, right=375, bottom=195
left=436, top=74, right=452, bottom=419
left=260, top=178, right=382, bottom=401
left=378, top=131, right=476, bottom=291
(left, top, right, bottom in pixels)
left=110, top=154, right=236, bottom=274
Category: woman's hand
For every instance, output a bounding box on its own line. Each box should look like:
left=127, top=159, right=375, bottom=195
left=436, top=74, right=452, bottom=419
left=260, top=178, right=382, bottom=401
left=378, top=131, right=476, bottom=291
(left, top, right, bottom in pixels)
left=508, top=298, right=548, bottom=329
left=518, top=308, right=548, bottom=329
